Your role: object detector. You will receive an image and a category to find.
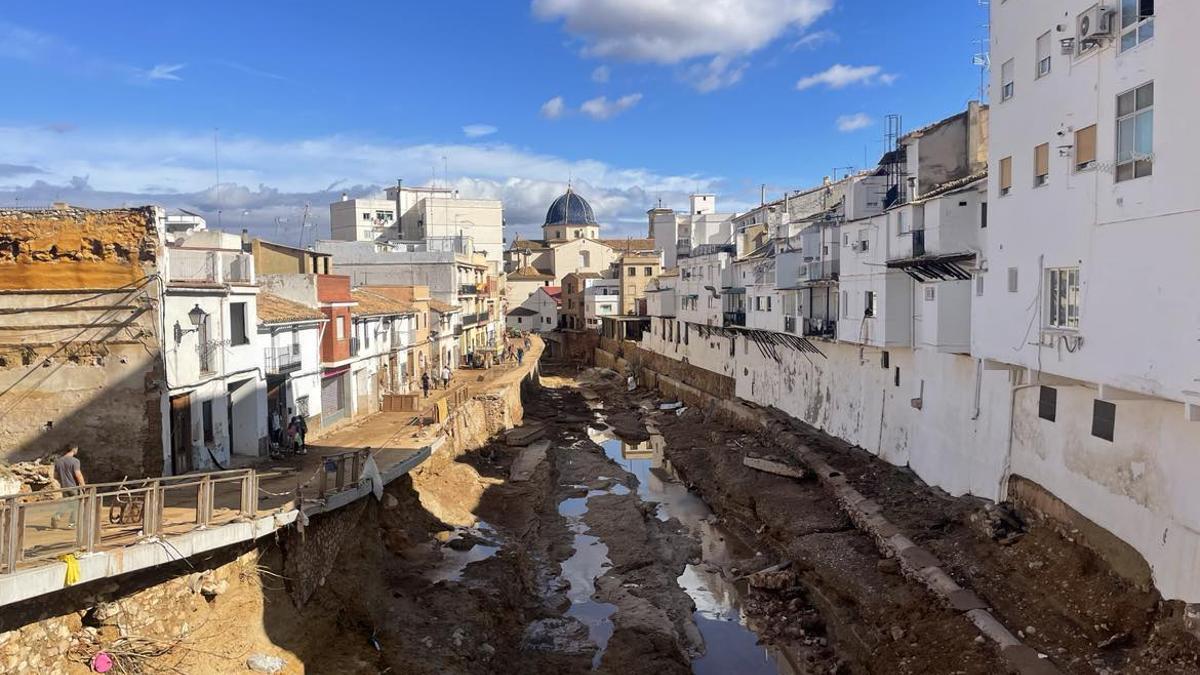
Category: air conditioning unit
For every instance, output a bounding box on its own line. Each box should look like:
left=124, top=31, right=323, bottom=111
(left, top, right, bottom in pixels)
left=1078, top=6, right=1114, bottom=43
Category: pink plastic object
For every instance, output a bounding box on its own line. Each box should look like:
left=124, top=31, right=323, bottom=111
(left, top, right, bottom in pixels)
left=91, top=651, right=114, bottom=673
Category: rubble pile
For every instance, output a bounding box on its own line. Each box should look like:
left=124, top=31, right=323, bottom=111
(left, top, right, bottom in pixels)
left=0, top=461, right=57, bottom=495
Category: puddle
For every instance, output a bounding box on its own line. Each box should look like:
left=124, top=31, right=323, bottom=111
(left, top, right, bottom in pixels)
left=594, top=432, right=791, bottom=674
left=557, top=491, right=617, bottom=669
left=426, top=522, right=501, bottom=584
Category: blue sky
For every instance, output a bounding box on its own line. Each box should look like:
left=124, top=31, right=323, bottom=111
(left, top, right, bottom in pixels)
left=0, top=1, right=987, bottom=240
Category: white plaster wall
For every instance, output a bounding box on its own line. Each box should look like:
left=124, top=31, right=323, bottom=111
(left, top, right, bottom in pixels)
left=640, top=318, right=736, bottom=380
left=1009, top=383, right=1200, bottom=601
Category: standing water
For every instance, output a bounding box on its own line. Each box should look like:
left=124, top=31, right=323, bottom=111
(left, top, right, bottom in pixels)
left=557, top=491, right=618, bottom=669
left=592, top=427, right=794, bottom=675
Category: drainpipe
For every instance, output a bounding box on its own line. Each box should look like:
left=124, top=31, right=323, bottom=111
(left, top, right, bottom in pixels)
left=999, top=370, right=1041, bottom=502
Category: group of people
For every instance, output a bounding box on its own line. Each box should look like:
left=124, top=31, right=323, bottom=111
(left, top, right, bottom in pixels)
left=421, top=365, right=453, bottom=397
left=269, top=407, right=308, bottom=457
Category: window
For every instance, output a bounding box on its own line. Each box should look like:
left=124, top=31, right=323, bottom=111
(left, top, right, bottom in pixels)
left=683, top=324, right=689, bottom=345
left=1046, top=267, right=1080, bottom=329
left=976, top=274, right=984, bottom=297
left=881, top=351, right=889, bottom=369
left=999, top=157, right=1012, bottom=195
left=1000, top=59, right=1014, bottom=101
left=1116, top=82, right=1153, bottom=182
left=1120, top=0, right=1154, bottom=52
left=1074, top=125, right=1097, bottom=171
left=924, top=286, right=936, bottom=301
left=296, top=395, right=310, bottom=418
left=864, top=291, right=877, bottom=318
left=1034, top=143, right=1050, bottom=187
left=980, top=202, right=988, bottom=228
left=230, top=302, right=249, bottom=346
left=361, top=212, right=371, bottom=221
left=626, top=267, right=635, bottom=277
left=1007, top=267, right=1019, bottom=293
left=841, top=291, right=849, bottom=318
left=766, top=296, right=772, bottom=312
left=336, top=315, right=346, bottom=340
left=1039, top=386, right=1057, bottom=422
left=644, top=267, right=653, bottom=276
left=202, top=400, right=214, bottom=444
left=755, top=297, right=762, bottom=311
left=897, top=211, right=908, bottom=235
left=1092, top=399, right=1116, bottom=442
left=1036, top=32, right=1052, bottom=78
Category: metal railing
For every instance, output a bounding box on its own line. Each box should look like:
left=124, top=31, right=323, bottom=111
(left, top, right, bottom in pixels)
left=459, top=284, right=481, bottom=296
left=723, top=311, right=746, bottom=327
left=264, top=344, right=302, bottom=373
left=803, top=317, right=837, bottom=338
left=166, top=249, right=254, bottom=285
left=0, top=468, right=294, bottom=574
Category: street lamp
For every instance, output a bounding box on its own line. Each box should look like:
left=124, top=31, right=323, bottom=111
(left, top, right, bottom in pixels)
left=174, top=304, right=207, bottom=344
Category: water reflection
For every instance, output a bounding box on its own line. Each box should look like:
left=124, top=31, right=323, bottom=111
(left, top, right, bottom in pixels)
left=557, top=492, right=617, bottom=669
left=425, top=522, right=501, bottom=584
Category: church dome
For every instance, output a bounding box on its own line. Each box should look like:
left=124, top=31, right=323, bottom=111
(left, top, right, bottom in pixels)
left=544, top=189, right=597, bottom=227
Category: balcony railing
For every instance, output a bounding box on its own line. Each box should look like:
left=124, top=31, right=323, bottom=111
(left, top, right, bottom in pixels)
left=459, top=284, right=482, bottom=296
left=675, top=238, right=692, bottom=258
left=911, top=229, right=926, bottom=257
left=166, top=249, right=254, bottom=285
left=804, top=260, right=840, bottom=283
left=803, top=317, right=837, bottom=338
left=723, top=311, right=746, bottom=327
left=784, top=315, right=797, bottom=334
left=462, top=312, right=489, bottom=327
left=264, top=344, right=302, bottom=373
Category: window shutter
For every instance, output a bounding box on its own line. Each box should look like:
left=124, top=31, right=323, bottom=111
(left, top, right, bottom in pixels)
left=1075, top=125, right=1097, bottom=168
left=999, top=157, right=1012, bottom=191
left=1035, top=143, right=1050, bottom=177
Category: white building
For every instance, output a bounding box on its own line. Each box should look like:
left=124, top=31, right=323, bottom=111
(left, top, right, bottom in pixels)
left=348, top=288, right=420, bottom=412
left=983, top=0, right=1200, bottom=602
left=583, top=278, right=621, bottom=330
left=256, top=294, right=326, bottom=443
left=329, top=185, right=504, bottom=269
left=161, top=229, right=267, bottom=473
left=676, top=245, right=735, bottom=328
left=650, top=194, right=736, bottom=268
left=507, top=286, right=560, bottom=333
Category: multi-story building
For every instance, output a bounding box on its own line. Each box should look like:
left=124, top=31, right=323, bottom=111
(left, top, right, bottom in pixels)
left=584, top=278, right=621, bottom=331
left=348, top=288, right=419, bottom=410
left=617, top=252, right=663, bottom=315
left=329, top=186, right=504, bottom=269
left=507, top=286, right=559, bottom=333
left=983, top=0, right=1200, bottom=601
left=560, top=272, right=599, bottom=331
left=676, top=244, right=735, bottom=328
left=650, top=194, right=736, bottom=268
left=256, top=293, right=326, bottom=442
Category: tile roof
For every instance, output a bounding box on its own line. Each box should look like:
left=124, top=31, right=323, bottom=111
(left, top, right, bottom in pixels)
left=350, top=288, right=416, bottom=317
left=428, top=299, right=461, bottom=314
left=910, top=171, right=988, bottom=204
left=509, top=237, right=551, bottom=251
left=509, top=307, right=539, bottom=317
left=600, top=238, right=656, bottom=253
left=507, top=265, right=556, bottom=280
left=257, top=293, right=325, bottom=324
left=542, top=286, right=562, bottom=300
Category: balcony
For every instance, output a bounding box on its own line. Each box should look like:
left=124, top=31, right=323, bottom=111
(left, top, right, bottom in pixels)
left=722, top=311, right=745, bottom=327
left=166, top=249, right=254, bottom=285
left=264, top=344, right=302, bottom=374
left=803, top=260, right=840, bottom=283
left=459, top=283, right=482, bottom=296
left=461, top=312, right=489, bottom=327
left=675, top=238, right=692, bottom=258
left=803, top=317, right=836, bottom=339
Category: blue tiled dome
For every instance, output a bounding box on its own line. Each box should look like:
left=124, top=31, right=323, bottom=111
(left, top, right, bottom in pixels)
left=544, top=189, right=597, bottom=226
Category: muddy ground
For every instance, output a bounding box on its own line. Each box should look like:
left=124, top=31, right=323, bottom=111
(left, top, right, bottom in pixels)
left=135, top=360, right=1200, bottom=674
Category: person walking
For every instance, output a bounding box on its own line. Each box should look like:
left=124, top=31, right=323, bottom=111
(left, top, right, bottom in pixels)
left=441, top=365, right=451, bottom=390
left=51, top=445, right=85, bottom=529
left=421, top=371, right=431, bottom=397
left=289, top=408, right=308, bottom=455
left=517, top=347, right=524, bottom=365
left=269, top=408, right=282, bottom=449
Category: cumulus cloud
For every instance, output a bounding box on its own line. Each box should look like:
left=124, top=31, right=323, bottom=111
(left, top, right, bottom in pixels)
left=462, top=124, right=498, bottom=138
left=835, top=113, right=873, bottom=132
left=0, top=124, right=726, bottom=240
left=579, top=93, right=642, bottom=120
left=795, top=64, right=896, bottom=91
left=685, top=55, right=748, bottom=94
left=532, top=0, right=833, bottom=91
left=540, top=96, right=566, bottom=119
left=591, top=65, right=610, bottom=83
left=145, top=63, right=185, bottom=81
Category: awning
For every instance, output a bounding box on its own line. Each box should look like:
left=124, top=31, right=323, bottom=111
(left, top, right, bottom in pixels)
left=886, top=252, right=975, bottom=282
left=322, top=365, right=350, bottom=378
left=694, top=323, right=825, bottom=362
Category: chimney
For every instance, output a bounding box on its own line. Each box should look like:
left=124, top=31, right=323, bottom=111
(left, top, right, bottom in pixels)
left=341, top=192, right=348, bottom=202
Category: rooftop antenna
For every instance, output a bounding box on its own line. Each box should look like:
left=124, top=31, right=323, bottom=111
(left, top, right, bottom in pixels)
left=973, top=3, right=991, bottom=103
left=213, top=128, right=222, bottom=229
left=295, top=203, right=311, bottom=249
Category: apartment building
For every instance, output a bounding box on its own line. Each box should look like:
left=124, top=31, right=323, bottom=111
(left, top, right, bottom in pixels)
left=617, top=252, right=663, bottom=315
left=983, top=0, right=1200, bottom=601
left=649, top=194, right=735, bottom=268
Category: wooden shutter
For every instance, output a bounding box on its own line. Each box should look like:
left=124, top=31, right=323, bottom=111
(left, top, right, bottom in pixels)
left=999, top=157, right=1012, bottom=191
left=1035, top=143, right=1050, bottom=177
left=1075, top=125, right=1097, bottom=168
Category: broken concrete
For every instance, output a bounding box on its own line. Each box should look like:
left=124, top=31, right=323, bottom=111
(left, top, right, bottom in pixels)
left=742, top=456, right=807, bottom=480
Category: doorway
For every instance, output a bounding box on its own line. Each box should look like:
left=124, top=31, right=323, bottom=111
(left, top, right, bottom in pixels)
left=169, top=394, right=193, bottom=475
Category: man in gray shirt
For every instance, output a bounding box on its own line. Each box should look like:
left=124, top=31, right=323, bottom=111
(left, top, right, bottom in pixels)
left=52, top=446, right=85, bottom=529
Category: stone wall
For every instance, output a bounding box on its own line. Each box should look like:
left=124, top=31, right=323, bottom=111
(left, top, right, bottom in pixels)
left=597, top=341, right=735, bottom=401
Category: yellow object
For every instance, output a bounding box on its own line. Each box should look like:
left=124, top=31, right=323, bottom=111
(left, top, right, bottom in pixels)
left=60, top=553, right=80, bottom=585
left=435, top=398, right=449, bottom=422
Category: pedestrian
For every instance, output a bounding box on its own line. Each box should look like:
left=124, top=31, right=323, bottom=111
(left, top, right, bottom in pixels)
left=441, top=365, right=451, bottom=389
left=290, top=408, right=308, bottom=455
left=517, top=347, right=524, bottom=365
left=51, top=445, right=85, bottom=529
left=285, top=418, right=299, bottom=455
left=269, top=408, right=282, bottom=448
left=524, top=336, right=531, bottom=350
left=421, top=371, right=431, bottom=397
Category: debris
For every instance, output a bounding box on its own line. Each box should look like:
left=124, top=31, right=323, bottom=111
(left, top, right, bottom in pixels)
left=748, top=564, right=798, bottom=590
left=743, top=456, right=807, bottom=480
left=246, top=654, right=285, bottom=673
left=1098, top=632, right=1132, bottom=650
left=658, top=402, right=683, bottom=411
left=504, top=424, right=545, bottom=447
left=90, top=651, right=113, bottom=673
left=675, top=407, right=688, bottom=417
left=890, top=626, right=906, bottom=642
left=876, top=558, right=900, bottom=575
left=509, top=440, right=550, bottom=482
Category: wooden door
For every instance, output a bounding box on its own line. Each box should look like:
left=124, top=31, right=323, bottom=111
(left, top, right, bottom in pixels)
left=169, top=394, right=192, bottom=475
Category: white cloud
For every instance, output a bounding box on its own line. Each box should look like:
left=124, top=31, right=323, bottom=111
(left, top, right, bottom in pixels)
left=579, top=93, right=642, bottom=120
left=0, top=124, right=723, bottom=239
left=591, top=65, right=610, bottom=83
left=791, top=29, right=837, bottom=50
left=533, top=0, right=833, bottom=91
left=462, top=124, right=498, bottom=138
left=145, top=63, right=185, bottom=81
left=795, top=63, right=895, bottom=91
left=835, top=113, right=873, bottom=132
left=540, top=96, right=566, bottom=119
left=685, top=55, right=748, bottom=93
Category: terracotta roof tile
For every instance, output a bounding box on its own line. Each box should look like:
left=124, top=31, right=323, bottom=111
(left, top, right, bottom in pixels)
left=429, top=299, right=461, bottom=314
left=257, top=293, right=325, bottom=324
left=600, top=238, right=656, bottom=253
left=350, top=288, right=416, bottom=317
